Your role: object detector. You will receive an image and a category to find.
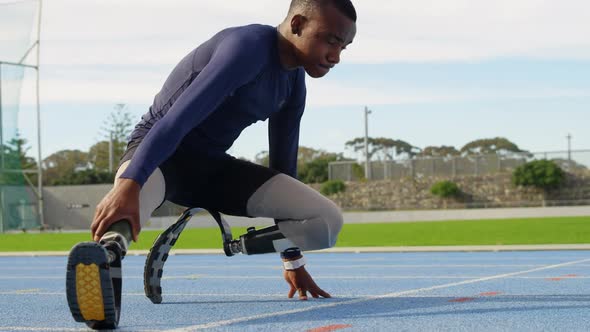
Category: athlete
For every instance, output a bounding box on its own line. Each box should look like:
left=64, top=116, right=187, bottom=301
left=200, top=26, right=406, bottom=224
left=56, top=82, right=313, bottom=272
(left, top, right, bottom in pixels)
left=66, top=0, right=357, bottom=329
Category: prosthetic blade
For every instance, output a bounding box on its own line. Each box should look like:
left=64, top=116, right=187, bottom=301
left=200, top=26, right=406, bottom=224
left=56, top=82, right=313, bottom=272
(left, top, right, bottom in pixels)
left=143, top=208, right=199, bottom=304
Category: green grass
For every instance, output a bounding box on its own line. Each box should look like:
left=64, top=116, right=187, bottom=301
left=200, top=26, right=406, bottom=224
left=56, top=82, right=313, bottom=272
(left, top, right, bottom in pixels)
left=0, top=227, right=251, bottom=252
left=1, top=216, right=589, bottom=252
left=336, top=216, right=590, bottom=247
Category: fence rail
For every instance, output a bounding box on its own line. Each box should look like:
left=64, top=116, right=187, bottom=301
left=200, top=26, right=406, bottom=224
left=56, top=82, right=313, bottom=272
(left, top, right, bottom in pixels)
left=329, top=150, right=590, bottom=181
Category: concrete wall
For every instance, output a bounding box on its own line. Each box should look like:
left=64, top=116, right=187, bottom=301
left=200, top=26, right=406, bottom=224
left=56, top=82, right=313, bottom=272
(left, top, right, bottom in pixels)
left=318, top=173, right=590, bottom=210
left=42, top=184, right=185, bottom=230
left=147, top=205, right=590, bottom=231
left=41, top=172, right=590, bottom=230
left=43, top=184, right=110, bottom=229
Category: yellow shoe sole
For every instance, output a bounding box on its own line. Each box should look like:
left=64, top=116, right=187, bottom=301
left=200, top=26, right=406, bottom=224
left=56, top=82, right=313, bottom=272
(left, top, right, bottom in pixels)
left=66, top=242, right=119, bottom=330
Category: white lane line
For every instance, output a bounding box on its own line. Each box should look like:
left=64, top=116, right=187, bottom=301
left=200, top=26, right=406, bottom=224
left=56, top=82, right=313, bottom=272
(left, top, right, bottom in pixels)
left=1, top=289, right=589, bottom=298
left=118, top=264, right=557, bottom=268
left=124, top=264, right=558, bottom=268
left=163, top=257, right=590, bottom=331
left=5, top=262, right=590, bottom=271
left=2, top=270, right=589, bottom=297
left=0, top=327, right=88, bottom=331
left=4, top=244, right=590, bottom=257
left=0, top=328, right=161, bottom=332
left=1, top=263, right=570, bottom=275
left=1, top=274, right=588, bottom=281
left=0, top=292, right=286, bottom=297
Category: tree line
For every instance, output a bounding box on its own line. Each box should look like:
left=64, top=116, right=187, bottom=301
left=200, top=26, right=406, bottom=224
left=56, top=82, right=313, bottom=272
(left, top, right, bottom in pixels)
left=343, top=136, right=530, bottom=160
left=0, top=105, right=132, bottom=186
left=0, top=104, right=535, bottom=186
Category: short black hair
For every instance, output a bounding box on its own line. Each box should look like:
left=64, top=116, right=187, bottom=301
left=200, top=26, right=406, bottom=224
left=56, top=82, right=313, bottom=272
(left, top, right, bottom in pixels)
left=289, top=0, right=357, bottom=22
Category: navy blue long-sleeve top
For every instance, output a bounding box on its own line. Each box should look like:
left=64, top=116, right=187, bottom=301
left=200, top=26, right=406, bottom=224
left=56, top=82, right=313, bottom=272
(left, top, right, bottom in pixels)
left=120, top=24, right=306, bottom=187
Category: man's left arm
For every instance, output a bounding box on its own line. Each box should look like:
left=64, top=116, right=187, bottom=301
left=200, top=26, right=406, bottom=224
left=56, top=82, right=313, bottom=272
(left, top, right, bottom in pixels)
left=268, top=106, right=304, bottom=178
left=268, top=71, right=330, bottom=299
left=268, top=70, right=306, bottom=178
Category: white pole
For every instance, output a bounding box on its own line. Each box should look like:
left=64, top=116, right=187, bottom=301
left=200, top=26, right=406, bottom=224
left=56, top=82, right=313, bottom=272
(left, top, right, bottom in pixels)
left=364, top=106, right=371, bottom=180
left=109, top=132, right=114, bottom=172
left=0, top=191, right=4, bottom=233
left=566, top=133, right=572, bottom=161
left=0, top=79, right=2, bottom=232
left=35, top=0, right=44, bottom=227
left=0, top=64, right=4, bottom=170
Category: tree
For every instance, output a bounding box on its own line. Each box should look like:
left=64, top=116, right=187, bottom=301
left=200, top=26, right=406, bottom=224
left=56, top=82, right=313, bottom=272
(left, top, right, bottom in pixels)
left=320, top=180, right=346, bottom=196
left=297, top=146, right=344, bottom=176
left=512, top=160, right=565, bottom=191
left=10, top=134, right=37, bottom=169
left=430, top=180, right=461, bottom=198
left=254, top=150, right=269, bottom=167
left=43, top=150, right=89, bottom=185
left=297, top=146, right=343, bottom=174
left=94, top=104, right=134, bottom=171
left=0, top=134, right=38, bottom=185
left=460, top=137, right=528, bottom=156
left=418, top=145, right=460, bottom=158
left=254, top=146, right=346, bottom=183
left=51, top=169, right=114, bottom=185
left=88, top=140, right=127, bottom=171
left=298, top=146, right=329, bottom=164
left=100, top=104, right=134, bottom=143
left=345, top=137, right=420, bottom=160
left=299, top=154, right=341, bottom=183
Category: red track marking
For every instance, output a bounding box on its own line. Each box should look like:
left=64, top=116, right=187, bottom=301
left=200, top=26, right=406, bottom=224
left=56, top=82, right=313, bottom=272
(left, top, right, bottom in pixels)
left=547, top=274, right=578, bottom=281
left=449, top=297, right=475, bottom=303
left=306, top=324, right=353, bottom=332
left=479, top=292, right=501, bottom=296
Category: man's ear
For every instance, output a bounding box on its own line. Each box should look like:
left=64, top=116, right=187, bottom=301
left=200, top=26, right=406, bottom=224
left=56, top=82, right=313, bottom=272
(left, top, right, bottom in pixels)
left=290, top=14, right=307, bottom=36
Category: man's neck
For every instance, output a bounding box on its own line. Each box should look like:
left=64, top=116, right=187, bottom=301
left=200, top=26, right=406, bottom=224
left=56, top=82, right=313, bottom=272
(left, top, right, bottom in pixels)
left=276, top=23, right=299, bottom=70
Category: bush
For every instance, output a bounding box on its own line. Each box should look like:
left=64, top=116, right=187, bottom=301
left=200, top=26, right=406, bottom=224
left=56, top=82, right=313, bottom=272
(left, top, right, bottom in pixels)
left=512, top=159, right=565, bottom=190
left=299, top=155, right=339, bottom=184
left=320, top=180, right=346, bottom=196
left=430, top=180, right=460, bottom=198
left=352, top=163, right=366, bottom=181
left=49, top=169, right=115, bottom=185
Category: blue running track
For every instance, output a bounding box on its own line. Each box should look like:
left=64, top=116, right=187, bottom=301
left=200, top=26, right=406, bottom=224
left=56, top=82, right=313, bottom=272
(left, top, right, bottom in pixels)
left=1, top=251, right=590, bottom=331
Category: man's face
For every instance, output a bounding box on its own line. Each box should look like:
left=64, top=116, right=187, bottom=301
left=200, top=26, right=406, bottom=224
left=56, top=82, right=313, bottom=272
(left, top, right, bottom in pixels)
left=292, top=5, right=356, bottom=78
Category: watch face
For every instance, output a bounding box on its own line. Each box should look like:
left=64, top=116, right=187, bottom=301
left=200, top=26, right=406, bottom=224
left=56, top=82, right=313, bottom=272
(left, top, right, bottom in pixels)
left=283, top=257, right=306, bottom=270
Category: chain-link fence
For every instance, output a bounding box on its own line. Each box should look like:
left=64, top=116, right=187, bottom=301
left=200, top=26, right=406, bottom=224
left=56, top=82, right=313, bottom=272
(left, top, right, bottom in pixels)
left=0, top=0, right=43, bottom=232
left=329, top=150, right=590, bottom=181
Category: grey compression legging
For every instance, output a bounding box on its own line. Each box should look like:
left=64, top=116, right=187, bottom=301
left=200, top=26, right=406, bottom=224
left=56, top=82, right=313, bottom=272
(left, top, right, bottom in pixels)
left=246, top=173, right=343, bottom=251
left=110, top=161, right=343, bottom=252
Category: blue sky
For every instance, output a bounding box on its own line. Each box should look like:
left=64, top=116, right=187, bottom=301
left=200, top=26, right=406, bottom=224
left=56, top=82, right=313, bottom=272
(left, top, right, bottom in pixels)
left=3, top=0, right=589, bottom=162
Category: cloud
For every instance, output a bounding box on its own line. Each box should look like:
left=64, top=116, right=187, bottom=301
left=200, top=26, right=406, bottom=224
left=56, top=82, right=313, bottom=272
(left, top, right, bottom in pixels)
left=0, top=0, right=40, bottom=63
left=349, top=0, right=590, bottom=62
left=305, top=79, right=590, bottom=107
left=7, top=0, right=582, bottom=68
left=17, top=67, right=163, bottom=104
left=12, top=63, right=588, bottom=107
left=39, top=0, right=282, bottom=66
left=8, top=0, right=590, bottom=106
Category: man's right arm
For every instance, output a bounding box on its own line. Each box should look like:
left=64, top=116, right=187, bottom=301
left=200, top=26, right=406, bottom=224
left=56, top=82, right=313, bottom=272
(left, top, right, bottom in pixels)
left=92, top=30, right=269, bottom=241
left=120, top=31, right=269, bottom=187
left=91, top=178, right=141, bottom=242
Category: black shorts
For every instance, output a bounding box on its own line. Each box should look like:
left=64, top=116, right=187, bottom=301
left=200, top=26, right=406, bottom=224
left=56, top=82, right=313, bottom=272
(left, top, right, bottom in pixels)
left=119, top=142, right=279, bottom=217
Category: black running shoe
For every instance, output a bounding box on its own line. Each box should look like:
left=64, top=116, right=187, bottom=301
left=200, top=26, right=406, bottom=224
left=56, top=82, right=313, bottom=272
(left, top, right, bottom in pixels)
left=66, top=241, right=122, bottom=330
